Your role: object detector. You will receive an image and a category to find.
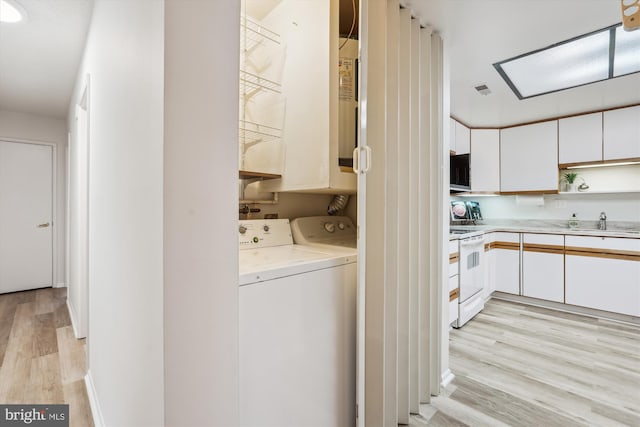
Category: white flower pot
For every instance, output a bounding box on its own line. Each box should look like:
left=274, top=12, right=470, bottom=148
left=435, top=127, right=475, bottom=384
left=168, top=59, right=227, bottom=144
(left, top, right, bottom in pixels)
left=566, top=183, right=578, bottom=192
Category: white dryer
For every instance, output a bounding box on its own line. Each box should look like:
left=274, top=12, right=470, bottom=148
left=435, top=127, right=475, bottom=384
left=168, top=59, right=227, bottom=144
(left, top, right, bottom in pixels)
left=238, top=219, right=357, bottom=427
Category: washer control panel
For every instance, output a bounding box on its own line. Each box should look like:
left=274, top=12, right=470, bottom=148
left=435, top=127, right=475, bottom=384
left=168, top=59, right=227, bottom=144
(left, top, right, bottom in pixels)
left=238, top=219, right=293, bottom=249
left=290, top=216, right=356, bottom=246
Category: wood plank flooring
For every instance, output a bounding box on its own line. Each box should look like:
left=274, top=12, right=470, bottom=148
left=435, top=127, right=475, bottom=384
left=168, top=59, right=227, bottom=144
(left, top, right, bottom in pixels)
left=413, top=299, right=640, bottom=427
left=0, top=288, right=93, bottom=427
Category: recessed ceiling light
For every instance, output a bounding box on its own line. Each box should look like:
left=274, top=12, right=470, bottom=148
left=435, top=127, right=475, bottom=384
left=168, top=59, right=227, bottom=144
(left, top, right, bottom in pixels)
left=493, top=23, right=640, bottom=99
left=0, top=0, right=25, bottom=23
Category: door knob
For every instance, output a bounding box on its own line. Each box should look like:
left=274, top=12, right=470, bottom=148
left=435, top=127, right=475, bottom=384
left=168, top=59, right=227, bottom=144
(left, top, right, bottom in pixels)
left=37, top=222, right=50, bottom=228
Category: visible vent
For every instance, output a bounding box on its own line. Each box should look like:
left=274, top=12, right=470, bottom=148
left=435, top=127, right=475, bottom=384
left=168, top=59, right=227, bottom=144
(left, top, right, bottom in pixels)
left=474, top=84, right=491, bottom=95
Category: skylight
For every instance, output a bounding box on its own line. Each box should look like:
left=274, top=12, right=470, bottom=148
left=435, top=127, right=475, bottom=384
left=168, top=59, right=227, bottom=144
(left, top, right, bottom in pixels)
left=0, top=0, right=24, bottom=23
left=494, top=23, right=640, bottom=100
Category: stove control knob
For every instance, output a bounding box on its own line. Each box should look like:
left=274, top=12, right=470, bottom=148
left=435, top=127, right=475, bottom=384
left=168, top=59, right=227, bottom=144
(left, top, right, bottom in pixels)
left=324, top=222, right=336, bottom=233
left=239, top=225, right=247, bottom=234
left=337, top=222, right=345, bottom=230
left=263, top=224, right=270, bottom=232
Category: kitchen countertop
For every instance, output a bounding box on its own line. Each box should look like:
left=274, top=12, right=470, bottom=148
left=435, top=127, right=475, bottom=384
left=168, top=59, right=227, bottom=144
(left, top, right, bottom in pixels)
left=448, top=220, right=640, bottom=240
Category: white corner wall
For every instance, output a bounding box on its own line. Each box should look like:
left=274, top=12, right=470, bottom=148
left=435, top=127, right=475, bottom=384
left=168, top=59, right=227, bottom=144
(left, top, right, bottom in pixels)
left=475, top=193, right=640, bottom=223
left=0, top=110, right=67, bottom=288
left=163, top=1, right=240, bottom=426
left=68, top=1, right=165, bottom=425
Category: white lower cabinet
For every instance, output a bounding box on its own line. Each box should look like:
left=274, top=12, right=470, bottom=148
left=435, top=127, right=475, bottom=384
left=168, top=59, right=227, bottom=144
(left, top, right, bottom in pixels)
left=522, top=233, right=565, bottom=303
left=448, top=275, right=459, bottom=325
left=449, top=240, right=459, bottom=325
left=565, top=236, right=640, bottom=317
left=493, top=232, right=520, bottom=295
left=483, top=233, right=495, bottom=300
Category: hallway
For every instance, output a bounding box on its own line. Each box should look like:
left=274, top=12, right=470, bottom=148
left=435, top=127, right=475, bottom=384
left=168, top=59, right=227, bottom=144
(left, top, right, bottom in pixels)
left=0, top=287, right=93, bottom=426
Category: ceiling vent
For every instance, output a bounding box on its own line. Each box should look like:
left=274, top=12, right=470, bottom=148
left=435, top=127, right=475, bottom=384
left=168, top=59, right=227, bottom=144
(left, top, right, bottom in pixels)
left=474, top=84, right=491, bottom=95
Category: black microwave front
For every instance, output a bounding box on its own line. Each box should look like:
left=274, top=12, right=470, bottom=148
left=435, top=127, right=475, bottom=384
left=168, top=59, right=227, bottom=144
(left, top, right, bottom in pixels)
left=450, top=153, right=470, bottom=191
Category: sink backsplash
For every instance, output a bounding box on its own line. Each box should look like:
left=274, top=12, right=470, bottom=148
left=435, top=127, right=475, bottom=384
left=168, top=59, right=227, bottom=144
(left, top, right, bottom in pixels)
left=478, top=218, right=639, bottom=232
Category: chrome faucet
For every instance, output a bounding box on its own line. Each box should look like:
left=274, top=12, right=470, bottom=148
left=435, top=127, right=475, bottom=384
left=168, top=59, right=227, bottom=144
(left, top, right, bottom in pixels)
left=598, top=212, right=607, bottom=230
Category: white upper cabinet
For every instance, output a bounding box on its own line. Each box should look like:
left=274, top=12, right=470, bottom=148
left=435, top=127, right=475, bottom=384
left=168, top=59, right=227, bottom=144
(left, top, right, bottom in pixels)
left=558, top=112, right=602, bottom=165
left=500, top=121, right=558, bottom=193
left=452, top=119, right=470, bottom=155
left=603, top=105, right=640, bottom=161
left=259, top=0, right=356, bottom=194
left=470, top=129, right=500, bottom=192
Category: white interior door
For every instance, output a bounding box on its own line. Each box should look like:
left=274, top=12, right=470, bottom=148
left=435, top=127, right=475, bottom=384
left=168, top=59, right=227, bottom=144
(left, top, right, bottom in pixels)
left=0, top=140, right=53, bottom=293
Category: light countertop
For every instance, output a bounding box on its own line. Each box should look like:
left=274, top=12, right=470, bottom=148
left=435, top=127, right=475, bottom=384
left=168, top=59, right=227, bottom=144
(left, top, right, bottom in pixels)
left=449, top=220, right=640, bottom=240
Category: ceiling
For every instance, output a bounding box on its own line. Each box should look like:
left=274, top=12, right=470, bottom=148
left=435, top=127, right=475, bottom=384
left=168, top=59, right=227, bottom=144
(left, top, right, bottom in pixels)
left=1, top=0, right=638, bottom=127
left=0, top=0, right=93, bottom=119
left=405, top=0, right=640, bottom=127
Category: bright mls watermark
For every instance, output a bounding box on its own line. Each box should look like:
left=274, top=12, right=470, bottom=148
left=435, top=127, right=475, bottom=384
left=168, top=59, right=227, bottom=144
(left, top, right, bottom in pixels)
left=0, top=405, right=68, bottom=426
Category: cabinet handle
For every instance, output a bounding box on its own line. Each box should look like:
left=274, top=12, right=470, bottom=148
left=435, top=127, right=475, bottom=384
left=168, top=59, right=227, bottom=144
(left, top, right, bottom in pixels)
left=37, top=222, right=50, bottom=228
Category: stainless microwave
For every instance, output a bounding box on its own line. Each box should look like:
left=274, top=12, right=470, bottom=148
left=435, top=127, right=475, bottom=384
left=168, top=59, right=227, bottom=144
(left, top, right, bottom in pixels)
left=450, top=153, right=470, bottom=191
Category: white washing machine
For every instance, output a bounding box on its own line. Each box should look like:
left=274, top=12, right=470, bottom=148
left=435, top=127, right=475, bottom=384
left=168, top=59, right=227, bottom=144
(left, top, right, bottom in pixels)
left=238, top=219, right=357, bottom=427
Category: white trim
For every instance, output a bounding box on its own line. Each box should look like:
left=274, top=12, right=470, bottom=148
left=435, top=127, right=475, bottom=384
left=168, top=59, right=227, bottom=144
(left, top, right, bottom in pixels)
left=54, top=282, right=66, bottom=288
left=440, top=369, right=455, bottom=388
left=84, top=371, right=103, bottom=427
left=66, top=299, right=81, bottom=339
left=0, top=137, right=58, bottom=289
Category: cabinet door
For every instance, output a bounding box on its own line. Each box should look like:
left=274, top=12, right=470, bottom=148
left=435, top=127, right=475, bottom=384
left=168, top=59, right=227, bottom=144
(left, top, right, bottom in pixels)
left=492, top=232, right=520, bottom=295
left=500, top=121, right=558, bottom=193
left=565, top=236, right=640, bottom=316
left=522, top=234, right=564, bottom=302
left=449, top=118, right=456, bottom=154
left=558, top=113, right=602, bottom=165
left=448, top=275, right=458, bottom=325
left=603, top=106, right=640, bottom=161
left=454, top=120, right=470, bottom=155
left=449, top=239, right=459, bottom=278
left=484, top=233, right=495, bottom=299
left=470, top=129, right=500, bottom=192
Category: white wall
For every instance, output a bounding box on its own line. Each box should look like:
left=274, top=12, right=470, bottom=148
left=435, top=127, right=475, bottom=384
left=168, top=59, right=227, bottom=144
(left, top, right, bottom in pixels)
left=242, top=192, right=347, bottom=219
left=471, top=193, right=640, bottom=223
left=164, top=1, right=240, bottom=426
left=0, top=109, right=67, bottom=287
left=69, top=1, right=165, bottom=425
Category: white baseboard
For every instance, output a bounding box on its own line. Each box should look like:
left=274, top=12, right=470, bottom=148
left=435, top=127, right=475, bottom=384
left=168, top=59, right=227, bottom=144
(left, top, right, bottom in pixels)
left=441, top=369, right=455, bottom=389
left=66, top=299, right=82, bottom=339
left=54, top=282, right=67, bottom=288
left=85, top=371, right=104, bottom=427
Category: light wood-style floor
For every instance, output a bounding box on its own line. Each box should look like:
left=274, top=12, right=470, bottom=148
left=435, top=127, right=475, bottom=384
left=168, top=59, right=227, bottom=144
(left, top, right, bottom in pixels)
left=0, top=287, right=93, bottom=427
left=412, top=299, right=640, bottom=427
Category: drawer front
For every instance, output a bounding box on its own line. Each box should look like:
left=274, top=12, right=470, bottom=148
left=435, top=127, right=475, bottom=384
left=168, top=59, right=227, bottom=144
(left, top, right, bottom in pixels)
left=523, top=233, right=564, bottom=255
left=523, top=233, right=564, bottom=246
left=449, top=260, right=459, bottom=278
left=449, top=240, right=459, bottom=254
left=566, top=236, right=640, bottom=263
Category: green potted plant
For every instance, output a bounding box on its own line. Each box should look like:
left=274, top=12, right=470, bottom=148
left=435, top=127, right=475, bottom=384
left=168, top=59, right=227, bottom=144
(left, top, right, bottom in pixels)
left=562, top=171, right=579, bottom=192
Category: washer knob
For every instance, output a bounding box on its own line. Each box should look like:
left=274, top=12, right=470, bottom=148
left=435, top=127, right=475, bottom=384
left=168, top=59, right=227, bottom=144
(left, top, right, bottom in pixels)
left=263, top=224, right=270, bottom=232
left=337, top=222, right=345, bottom=230
left=239, top=225, right=247, bottom=234
left=324, top=222, right=336, bottom=233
